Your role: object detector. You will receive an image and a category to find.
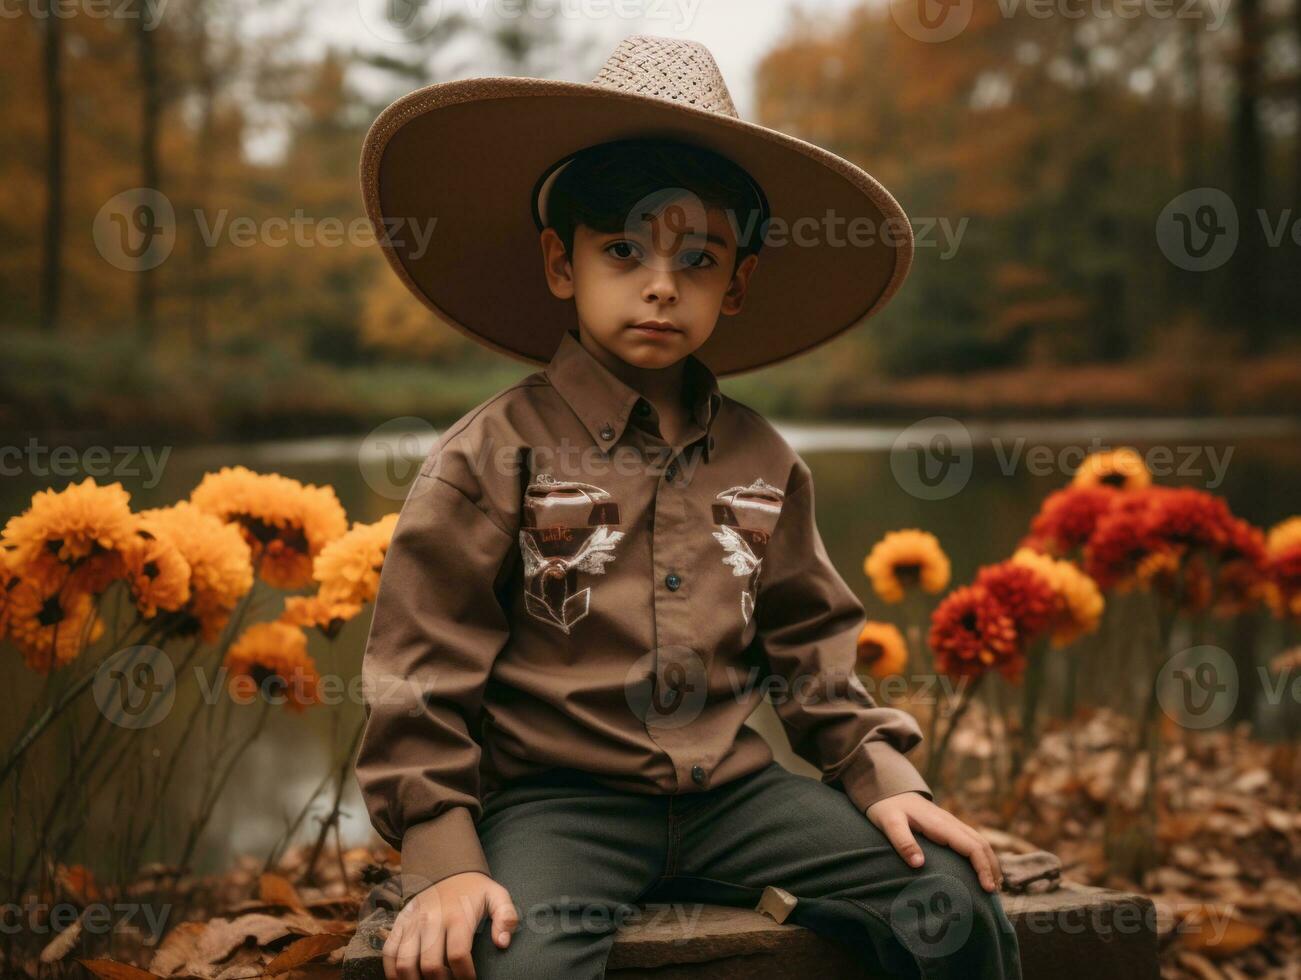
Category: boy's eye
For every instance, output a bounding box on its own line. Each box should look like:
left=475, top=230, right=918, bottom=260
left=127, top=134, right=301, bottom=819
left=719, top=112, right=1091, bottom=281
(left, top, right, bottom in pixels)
left=605, top=241, right=642, bottom=260
left=679, top=249, right=716, bottom=269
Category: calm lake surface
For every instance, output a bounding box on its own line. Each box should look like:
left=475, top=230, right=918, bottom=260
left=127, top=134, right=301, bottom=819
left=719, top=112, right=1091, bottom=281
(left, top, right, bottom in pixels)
left=4, top=416, right=1298, bottom=876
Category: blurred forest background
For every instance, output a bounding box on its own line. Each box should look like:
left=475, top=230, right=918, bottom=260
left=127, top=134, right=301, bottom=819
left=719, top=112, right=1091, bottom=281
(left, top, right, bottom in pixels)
left=2, top=0, right=1300, bottom=444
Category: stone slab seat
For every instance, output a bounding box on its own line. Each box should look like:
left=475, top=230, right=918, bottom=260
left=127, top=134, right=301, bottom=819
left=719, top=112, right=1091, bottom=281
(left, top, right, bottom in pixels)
left=342, top=880, right=1159, bottom=979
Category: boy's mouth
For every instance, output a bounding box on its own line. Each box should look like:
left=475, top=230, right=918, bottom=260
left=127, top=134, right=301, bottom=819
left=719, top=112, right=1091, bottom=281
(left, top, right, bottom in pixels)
left=628, top=320, right=681, bottom=336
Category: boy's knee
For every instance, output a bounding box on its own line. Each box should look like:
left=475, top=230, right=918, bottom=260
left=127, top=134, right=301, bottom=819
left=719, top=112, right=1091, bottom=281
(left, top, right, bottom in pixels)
left=887, top=841, right=1013, bottom=959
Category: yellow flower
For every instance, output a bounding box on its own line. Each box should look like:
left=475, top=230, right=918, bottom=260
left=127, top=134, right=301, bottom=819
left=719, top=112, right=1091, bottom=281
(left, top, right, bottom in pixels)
left=5, top=572, right=105, bottom=673
left=1071, top=447, right=1151, bottom=492
left=1262, top=517, right=1301, bottom=620
left=864, top=529, right=950, bottom=604
left=312, top=512, right=399, bottom=606
left=280, top=594, right=363, bottom=639
left=0, top=546, right=18, bottom=643
left=125, top=514, right=192, bottom=619
left=1265, top=517, right=1301, bottom=555
left=138, top=502, right=254, bottom=643
left=225, top=621, right=320, bottom=712
left=0, top=477, right=137, bottom=594
left=190, top=466, right=347, bottom=590
left=856, top=621, right=908, bottom=679
left=1010, top=547, right=1105, bottom=647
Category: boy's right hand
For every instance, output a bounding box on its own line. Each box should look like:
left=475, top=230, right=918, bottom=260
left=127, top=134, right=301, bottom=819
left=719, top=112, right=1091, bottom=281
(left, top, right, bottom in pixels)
left=383, top=871, right=518, bottom=980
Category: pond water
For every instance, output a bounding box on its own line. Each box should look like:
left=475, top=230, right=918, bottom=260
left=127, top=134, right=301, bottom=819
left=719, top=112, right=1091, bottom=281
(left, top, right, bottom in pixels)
left=3, top=416, right=1298, bottom=878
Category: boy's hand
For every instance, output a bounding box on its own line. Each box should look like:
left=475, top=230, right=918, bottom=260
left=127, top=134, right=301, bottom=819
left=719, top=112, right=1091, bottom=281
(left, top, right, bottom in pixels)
left=865, top=791, right=1004, bottom=893
left=383, top=871, right=518, bottom=980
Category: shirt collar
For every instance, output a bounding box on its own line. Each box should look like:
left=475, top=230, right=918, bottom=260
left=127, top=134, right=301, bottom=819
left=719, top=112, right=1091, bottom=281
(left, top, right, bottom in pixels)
left=545, top=328, right=722, bottom=461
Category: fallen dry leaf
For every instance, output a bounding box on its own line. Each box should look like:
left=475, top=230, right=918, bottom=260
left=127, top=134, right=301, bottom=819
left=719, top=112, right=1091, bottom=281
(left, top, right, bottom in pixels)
left=258, top=873, right=306, bottom=912
left=1176, top=904, right=1268, bottom=960
left=263, top=934, right=349, bottom=975
left=78, top=959, right=163, bottom=980
left=40, top=913, right=82, bottom=963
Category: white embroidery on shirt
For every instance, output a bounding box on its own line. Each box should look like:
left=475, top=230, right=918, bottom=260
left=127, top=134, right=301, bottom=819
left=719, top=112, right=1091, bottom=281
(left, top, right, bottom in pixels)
left=711, top=478, right=785, bottom=625
left=520, top=473, right=626, bottom=634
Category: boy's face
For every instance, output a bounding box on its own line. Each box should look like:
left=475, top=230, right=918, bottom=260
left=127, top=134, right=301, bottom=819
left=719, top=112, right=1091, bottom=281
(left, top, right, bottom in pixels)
left=540, top=192, right=758, bottom=371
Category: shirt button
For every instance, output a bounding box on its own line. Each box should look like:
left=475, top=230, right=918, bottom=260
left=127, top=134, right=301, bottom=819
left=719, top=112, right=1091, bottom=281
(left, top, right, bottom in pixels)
left=691, top=765, right=707, bottom=786
left=635, top=400, right=651, bottom=416
left=599, top=423, right=615, bottom=440
left=666, top=462, right=678, bottom=480
left=665, top=572, right=681, bottom=591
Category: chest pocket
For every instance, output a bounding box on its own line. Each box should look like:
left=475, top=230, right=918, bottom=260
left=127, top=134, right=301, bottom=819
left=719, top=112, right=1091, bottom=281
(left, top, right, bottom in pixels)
left=519, top=472, right=626, bottom=635
left=710, top=477, right=786, bottom=626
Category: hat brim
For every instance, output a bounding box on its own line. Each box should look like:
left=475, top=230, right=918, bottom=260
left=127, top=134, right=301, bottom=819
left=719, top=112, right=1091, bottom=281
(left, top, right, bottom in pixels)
left=360, top=76, right=913, bottom=377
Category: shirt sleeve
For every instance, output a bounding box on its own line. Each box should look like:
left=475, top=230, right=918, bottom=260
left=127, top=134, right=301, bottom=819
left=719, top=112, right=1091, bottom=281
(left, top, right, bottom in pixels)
left=354, top=456, right=517, bottom=902
left=752, top=462, right=933, bottom=814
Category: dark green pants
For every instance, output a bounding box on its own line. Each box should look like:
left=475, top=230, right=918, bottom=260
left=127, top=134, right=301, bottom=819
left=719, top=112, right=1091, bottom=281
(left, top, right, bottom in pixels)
left=468, top=760, right=1022, bottom=979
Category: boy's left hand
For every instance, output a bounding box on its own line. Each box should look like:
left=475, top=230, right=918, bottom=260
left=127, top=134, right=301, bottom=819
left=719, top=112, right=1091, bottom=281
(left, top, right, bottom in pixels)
left=865, top=791, right=1004, bottom=893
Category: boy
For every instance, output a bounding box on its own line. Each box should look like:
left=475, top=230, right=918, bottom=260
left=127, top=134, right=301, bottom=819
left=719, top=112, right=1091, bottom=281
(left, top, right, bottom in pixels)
left=355, top=34, right=1022, bottom=980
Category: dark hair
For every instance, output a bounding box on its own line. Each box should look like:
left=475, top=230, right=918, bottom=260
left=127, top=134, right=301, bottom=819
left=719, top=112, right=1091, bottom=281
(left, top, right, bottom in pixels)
left=535, top=138, right=768, bottom=276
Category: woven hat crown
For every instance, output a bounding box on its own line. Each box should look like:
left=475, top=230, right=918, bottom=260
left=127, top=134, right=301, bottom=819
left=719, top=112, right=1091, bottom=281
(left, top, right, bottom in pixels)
left=591, top=34, right=739, bottom=118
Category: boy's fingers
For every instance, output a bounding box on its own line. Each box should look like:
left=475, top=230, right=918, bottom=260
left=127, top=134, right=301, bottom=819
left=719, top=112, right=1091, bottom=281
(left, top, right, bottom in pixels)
left=381, top=919, right=403, bottom=980
left=913, top=812, right=998, bottom=892
left=487, top=887, right=520, bottom=947
left=397, top=918, right=435, bottom=980
left=945, top=825, right=998, bottom=892
left=880, top=811, right=925, bottom=868
left=443, top=920, right=477, bottom=980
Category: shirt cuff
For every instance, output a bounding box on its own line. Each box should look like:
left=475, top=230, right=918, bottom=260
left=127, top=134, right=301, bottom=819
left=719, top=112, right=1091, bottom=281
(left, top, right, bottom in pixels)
left=837, top=740, right=934, bottom=814
left=399, top=808, right=491, bottom=903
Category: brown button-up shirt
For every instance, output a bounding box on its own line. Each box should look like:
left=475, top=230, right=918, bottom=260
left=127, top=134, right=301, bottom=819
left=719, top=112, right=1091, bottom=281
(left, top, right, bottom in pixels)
left=355, top=327, right=932, bottom=896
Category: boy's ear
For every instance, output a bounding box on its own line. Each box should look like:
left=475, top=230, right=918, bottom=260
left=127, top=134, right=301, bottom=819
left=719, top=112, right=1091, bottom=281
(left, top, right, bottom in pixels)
left=719, top=253, right=759, bottom=316
left=539, top=228, right=575, bottom=300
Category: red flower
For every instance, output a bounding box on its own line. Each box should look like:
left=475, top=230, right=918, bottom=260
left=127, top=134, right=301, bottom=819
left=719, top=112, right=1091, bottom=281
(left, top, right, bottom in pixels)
left=1146, top=486, right=1234, bottom=555
left=928, top=584, right=1022, bottom=682
left=1029, top=486, right=1116, bottom=557
left=973, top=561, right=1059, bottom=640
left=1082, top=491, right=1164, bottom=590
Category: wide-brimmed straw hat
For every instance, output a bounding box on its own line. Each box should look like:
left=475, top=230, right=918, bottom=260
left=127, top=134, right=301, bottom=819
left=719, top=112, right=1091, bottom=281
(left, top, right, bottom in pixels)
left=359, top=33, right=914, bottom=376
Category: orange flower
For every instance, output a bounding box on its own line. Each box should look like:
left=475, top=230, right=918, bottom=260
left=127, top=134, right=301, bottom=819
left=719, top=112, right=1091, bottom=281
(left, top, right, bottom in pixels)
left=124, top=514, right=192, bottom=619
left=856, top=621, right=908, bottom=679
left=1071, top=448, right=1151, bottom=492
left=225, top=621, right=320, bottom=712
left=1262, top=517, right=1301, bottom=620
left=864, top=530, right=950, bottom=604
left=928, top=584, right=1021, bottom=682
left=312, top=512, right=399, bottom=606
left=138, top=502, right=254, bottom=642
left=5, top=570, right=105, bottom=674
left=280, top=594, right=363, bottom=639
left=190, top=466, right=347, bottom=590
left=1, top=477, right=137, bottom=594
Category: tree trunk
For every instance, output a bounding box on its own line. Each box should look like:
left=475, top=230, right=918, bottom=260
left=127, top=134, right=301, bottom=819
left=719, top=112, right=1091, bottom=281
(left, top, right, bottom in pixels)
left=136, top=14, right=162, bottom=342
left=40, top=4, right=64, bottom=332
left=1229, top=0, right=1265, bottom=352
